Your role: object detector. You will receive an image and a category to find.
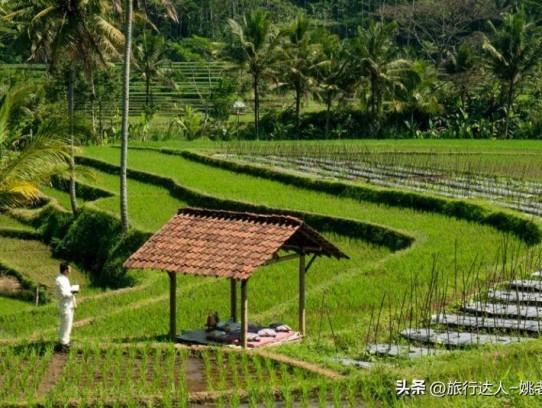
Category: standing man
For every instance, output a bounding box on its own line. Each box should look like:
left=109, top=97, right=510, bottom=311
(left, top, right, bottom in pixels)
left=55, top=262, right=77, bottom=352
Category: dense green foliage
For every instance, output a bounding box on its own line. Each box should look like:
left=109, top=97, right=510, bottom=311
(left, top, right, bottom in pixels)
left=3, top=1, right=542, bottom=140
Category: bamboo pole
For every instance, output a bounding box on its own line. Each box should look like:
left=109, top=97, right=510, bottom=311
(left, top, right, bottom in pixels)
left=299, top=250, right=306, bottom=337
left=231, top=278, right=237, bottom=322
left=241, top=279, right=248, bottom=348
left=168, top=272, right=177, bottom=341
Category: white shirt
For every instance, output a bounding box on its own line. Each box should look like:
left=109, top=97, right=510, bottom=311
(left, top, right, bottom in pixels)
left=55, top=274, right=75, bottom=311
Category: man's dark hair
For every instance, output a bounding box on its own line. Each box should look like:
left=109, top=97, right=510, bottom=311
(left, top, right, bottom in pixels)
left=59, top=262, right=70, bottom=274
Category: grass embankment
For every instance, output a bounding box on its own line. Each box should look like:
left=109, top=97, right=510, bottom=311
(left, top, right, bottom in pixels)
left=42, top=168, right=187, bottom=232
left=78, top=147, right=538, bottom=350
left=0, top=214, right=34, bottom=231
left=0, top=237, right=90, bottom=290
left=0, top=214, right=88, bottom=308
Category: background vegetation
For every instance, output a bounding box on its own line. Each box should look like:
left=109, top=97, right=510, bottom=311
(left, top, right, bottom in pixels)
left=2, top=0, right=542, bottom=143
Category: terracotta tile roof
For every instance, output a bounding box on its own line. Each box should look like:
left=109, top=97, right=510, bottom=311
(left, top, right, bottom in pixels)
left=124, top=208, right=348, bottom=280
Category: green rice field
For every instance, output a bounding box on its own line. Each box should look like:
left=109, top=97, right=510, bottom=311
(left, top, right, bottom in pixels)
left=2, top=139, right=542, bottom=407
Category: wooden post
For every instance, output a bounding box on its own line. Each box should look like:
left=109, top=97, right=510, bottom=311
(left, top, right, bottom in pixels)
left=241, top=279, right=248, bottom=348
left=299, top=251, right=306, bottom=337
left=230, top=278, right=237, bottom=322
left=168, top=272, right=177, bottom=341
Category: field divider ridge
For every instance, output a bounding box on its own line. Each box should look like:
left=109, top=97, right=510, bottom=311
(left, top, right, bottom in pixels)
left=75, top=155, right=415, bottom=252
left=172, top=149, right=542, bottom=246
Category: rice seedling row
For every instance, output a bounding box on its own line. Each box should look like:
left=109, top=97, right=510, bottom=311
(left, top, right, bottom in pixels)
left=0, top=343, right=322, bottom=406
left=222, top=140, right=542, bottom=181
left=220, top=154, right=542, bottom=218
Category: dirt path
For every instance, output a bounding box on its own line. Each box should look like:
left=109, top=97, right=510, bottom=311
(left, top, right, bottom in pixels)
left=253, top=349, right=345, bottom=380
left=0, top=274, right=21, bottom=292
left=36, top=353, right=68, bottom=397
left=76, top=283, right=152, bottom=302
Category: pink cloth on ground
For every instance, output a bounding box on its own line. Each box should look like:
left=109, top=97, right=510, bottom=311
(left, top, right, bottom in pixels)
left=246, top=331, right=295, bottom=348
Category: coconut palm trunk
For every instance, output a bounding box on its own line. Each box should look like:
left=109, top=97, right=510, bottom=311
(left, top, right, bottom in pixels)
left=120, top=0, right=133, bottom=233
left=145, top=73, right=151, bottom=107
left=505, top=80, right=514, bottom=140
left=253, top=74, right=260, bottom=140
left=325, top=91, right=332, bottom=139
left=295, top=81, right=301, bottom=127
left=67, top=68, right=78, bottom=216
left=90, top=73, right=98, bottom=135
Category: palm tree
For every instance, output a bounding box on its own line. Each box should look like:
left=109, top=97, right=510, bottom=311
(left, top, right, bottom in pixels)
left=483, top=9, right=542, bottom=139
left=394, top=60, right=444, bottom=131
left=134, top=30, right=173, bottom=109
left=278, top=15, right=320, bottom=125
left=0, top=85, right=70, bottom=207
left=312, top=29, right=353, bottom=138
left=351, top=21, right=410, bottom=117
left=6, top=0, right=122, bottom=215
left=119, top=0, right=177, bottom=233
left=226, top=9, right=279, bottom=140
left=444, top=43, right=480, bottom=111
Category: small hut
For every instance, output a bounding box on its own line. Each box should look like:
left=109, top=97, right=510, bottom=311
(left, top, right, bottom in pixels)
left=124, top=208, right=348, bottom=347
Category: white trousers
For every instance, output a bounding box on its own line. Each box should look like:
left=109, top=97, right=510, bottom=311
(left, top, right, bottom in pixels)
left=58, top=308, right=74, bottom=345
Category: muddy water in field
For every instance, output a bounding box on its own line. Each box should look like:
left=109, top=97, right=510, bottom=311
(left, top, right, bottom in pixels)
left=185, top=356, right=206, bottom=392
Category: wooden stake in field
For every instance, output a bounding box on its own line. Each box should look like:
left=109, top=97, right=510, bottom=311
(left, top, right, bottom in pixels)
left=299, top=250, right=306, bottom=337
left=241, top=280, right=248, bottom=348
left=230, top=278, right=238, bottom=322
left=168, top=272, right=176, bottom=341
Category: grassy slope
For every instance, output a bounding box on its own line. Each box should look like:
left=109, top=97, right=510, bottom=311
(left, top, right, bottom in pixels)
left=0, top=237, right=91, bottom=291
left=39, top=186, right=84, bottom=210
left=1, top=159, right=388, bottom=345
left=82, top=167, right=188, bottom=231
left=41, top=168, right=188, bottom=231
left=67, top=162, right=392, bottom=342
left=0, top=214, right=33, bottom=231
left=0, top=297, right=32, bottom=315
left=0, top=215, right=94, bottom=317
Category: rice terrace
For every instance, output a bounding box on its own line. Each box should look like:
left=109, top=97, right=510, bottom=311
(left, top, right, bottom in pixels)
left=3, top=0, right=542, bottom=407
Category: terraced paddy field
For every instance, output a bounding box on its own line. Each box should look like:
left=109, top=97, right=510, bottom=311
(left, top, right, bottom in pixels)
left=2, top=140, right=542, bottom=406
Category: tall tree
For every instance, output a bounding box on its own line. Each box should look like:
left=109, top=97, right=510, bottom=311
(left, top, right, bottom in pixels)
left=134, top=30, right=173, bottom=109
left=394, top=60, right=444, bottom=130
left=483, top=9, right=542, bottom=139
left=444, top=44, right=479, bottom=109
left=379, top=0, right=499, bottom=67
left=6, top=0, right=122, bottom=215
left=227, top=9, right=279, bottom=140
left=278, top=15, right=320, bottom=124
left=119, top=0, right=177, bottom=233
left=351, top=21, right=410, bottom=117
left=312, top=29, right=353, bottom=138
